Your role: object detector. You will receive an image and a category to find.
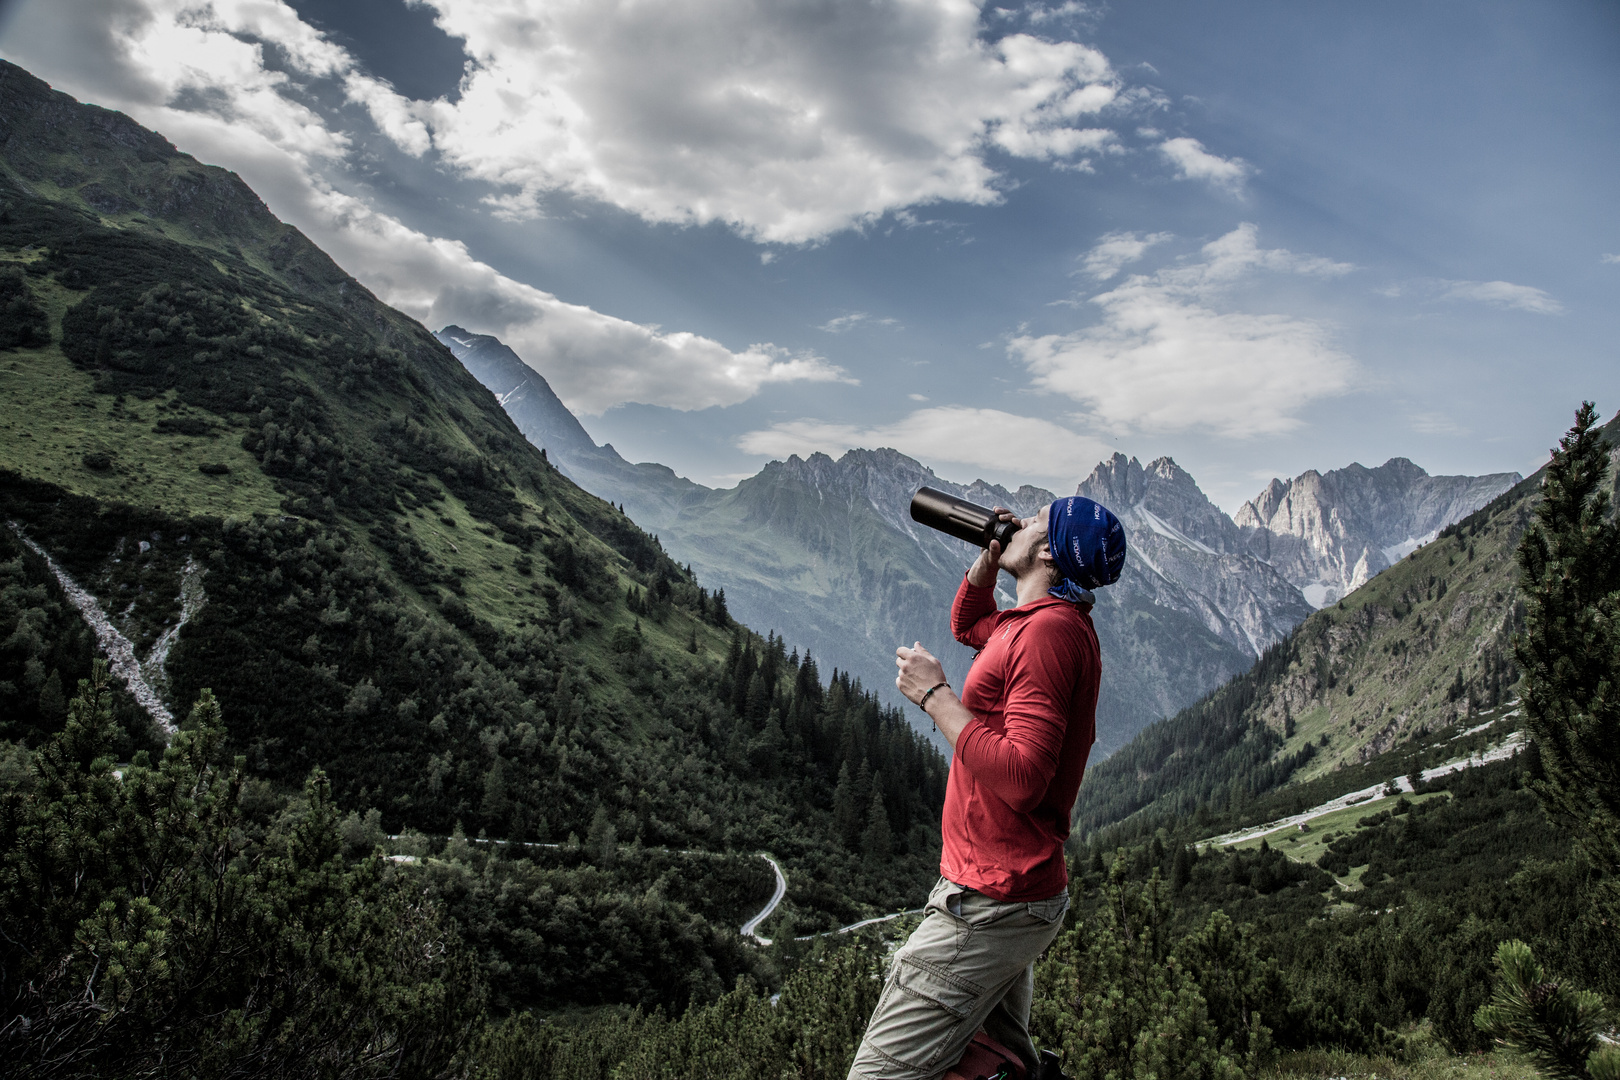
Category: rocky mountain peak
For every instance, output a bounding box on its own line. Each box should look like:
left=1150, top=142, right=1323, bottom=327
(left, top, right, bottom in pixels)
left=435, top=326, right=599, bottom=464
left=1077, top=453, right=1146, bottom=508
left=1077, top=453, right=1238, bottom=553
left=1236, top=457, right=1521, bottom=607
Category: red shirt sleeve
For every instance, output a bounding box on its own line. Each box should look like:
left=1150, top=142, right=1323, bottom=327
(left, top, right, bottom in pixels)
left=951, top=575, right=999, bottom=648
left=954, top=612, right=1081, bottom=813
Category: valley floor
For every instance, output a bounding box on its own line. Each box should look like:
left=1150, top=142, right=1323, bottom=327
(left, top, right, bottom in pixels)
left=1201, top=705, right=1524, bottom=852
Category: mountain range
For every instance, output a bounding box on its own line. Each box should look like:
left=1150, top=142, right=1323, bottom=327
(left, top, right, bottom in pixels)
left=435, top=325, right=1519, bottom=753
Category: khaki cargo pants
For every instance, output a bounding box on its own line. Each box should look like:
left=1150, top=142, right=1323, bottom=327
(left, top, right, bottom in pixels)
left=847, top=877, right=1069, bottom=1080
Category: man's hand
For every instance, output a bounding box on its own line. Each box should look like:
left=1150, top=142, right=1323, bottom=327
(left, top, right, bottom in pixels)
left=966, top=507, right=1020, bottom=587
left=896, top=641, right=947, bottom=704
left=896, top=640, right=974, bottom=749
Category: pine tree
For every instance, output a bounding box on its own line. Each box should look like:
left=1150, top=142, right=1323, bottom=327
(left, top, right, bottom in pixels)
left=832, top=762, right=859, bottom=849
left=1515, top=402, right=1620, bottom=875
left=1475, top=940, right=1620, bottom=1080
left=1032, top=853, right=1243, bottom=1080
left=588, top=803, right=618, bottom=868
left=861, top=777, right=892, bottom=867
left=0, top=663, right=485, bottom=1075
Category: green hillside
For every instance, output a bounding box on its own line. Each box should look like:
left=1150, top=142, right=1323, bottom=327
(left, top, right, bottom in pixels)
left=1072, top=410, right=1620, bottom=845
left=0, top=59, right=946, bottom=1016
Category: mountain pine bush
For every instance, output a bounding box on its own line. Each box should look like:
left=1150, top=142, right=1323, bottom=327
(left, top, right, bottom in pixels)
left=1474, top=940, right=1619, bottom=1080
left=0, top=663, right=485, bottom=1078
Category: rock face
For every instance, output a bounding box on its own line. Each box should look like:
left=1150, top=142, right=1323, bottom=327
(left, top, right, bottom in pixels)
left=1078, top=455, right=1315, bottom=657
left=1234, top=459, right=1521, bottom=607
left=440, top=326, right=1518, bottom=755
left=436, top=326, right=599, bottom=469
left=435, top=327, right=713, bottom=526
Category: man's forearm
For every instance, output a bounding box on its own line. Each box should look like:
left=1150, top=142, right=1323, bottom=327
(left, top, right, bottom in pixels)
left=921, top=688, right=975, bottom=750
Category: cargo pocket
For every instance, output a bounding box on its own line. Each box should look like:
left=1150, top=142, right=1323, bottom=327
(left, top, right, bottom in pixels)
left=865, top=957, right=985, bottom=1072
left=1025, top=889, right=1069, bottom=925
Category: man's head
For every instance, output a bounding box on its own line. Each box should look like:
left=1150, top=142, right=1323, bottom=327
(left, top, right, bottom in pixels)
left=999, top=504, right=1059, bottom=586
left=1046, top=496, right=1126, bottom=593
left=998, top=497, right=1126, bottom=597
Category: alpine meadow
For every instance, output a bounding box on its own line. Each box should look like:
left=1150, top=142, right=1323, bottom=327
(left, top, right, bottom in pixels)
left=0, top=46, right=1616, bottom=1080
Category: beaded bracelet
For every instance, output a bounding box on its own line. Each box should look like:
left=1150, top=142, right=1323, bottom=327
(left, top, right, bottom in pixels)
left=917, top=681, right=949, bottom=711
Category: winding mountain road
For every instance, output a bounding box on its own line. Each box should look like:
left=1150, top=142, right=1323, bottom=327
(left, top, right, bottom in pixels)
left=737, top=853, right=928, bottom=944
left=740, top=853, right=787, bottom=945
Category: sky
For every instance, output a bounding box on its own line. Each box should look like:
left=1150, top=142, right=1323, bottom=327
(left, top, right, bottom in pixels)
left=1, top=0, right=1616, bottom=512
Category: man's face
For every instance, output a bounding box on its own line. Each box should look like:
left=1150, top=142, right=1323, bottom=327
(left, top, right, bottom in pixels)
left=1000, top=504, right=1054, bottom=580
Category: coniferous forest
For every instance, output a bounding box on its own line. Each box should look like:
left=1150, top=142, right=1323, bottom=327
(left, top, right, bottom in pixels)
left=0, top=59, right=1616, bottom=1080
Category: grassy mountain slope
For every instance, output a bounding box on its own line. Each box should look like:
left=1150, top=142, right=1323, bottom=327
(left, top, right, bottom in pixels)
left=1073, top=410, right=1620, bottom=840
left=0, top=60, right=948, bottom=1009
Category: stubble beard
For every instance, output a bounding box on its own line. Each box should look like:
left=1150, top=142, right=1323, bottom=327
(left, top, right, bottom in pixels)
left=1003, top=535, right=1055, bottom=589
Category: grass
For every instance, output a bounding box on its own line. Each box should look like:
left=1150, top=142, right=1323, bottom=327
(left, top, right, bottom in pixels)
left=1223, top=790, right=1451, bottom=867
left=1263, top=1048, right=1537, bottom=1080
left=0, top=270, right=284, bottom=521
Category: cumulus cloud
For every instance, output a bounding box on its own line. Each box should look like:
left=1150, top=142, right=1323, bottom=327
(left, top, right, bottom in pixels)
left=1440, top=279, right=1564, bottom=315
left=0, top=0, right=849, bottom=413
left=1159, top=136, right=1249, bottom=192
left=370, top=0, right=1129, bottom=243
left=1008, top=224, right=1356, bottom=437
left=1079, top=230, right=1172, bottom=281
left=738, top=406, right=1114, bottom=483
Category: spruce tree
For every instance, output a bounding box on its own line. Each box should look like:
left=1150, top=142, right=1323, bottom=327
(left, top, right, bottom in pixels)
left=861, top=777, right=892, bottom=867
left=588, top=804, right=619, bottom=867
left=1515, top=402, right=1620, bottom=875
left=832, top=762, right=859, bottom=849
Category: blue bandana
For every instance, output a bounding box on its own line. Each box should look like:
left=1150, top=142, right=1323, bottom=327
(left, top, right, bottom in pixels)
left=1046, top=496, right=1126, bottom=602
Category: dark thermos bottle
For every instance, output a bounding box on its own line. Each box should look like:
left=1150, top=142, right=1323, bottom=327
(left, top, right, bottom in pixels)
left=909, top=487, right=1020, bottom=550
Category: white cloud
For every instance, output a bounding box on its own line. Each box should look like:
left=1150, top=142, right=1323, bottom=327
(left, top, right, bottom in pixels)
left=4, top=0, right=1158, bottom=250
left=1409, top=411, right=1469, bottom=437
left=1602, top=253, right=1620, bottom=264
left=1440, top=279, right=1564, bottom=315
left=1026, top=2, right=1092, bottom=24
left=738, top=406, right=1113, bottom=484
left=1008, top=224, right=1356, bottom=437
left=1159, top=136, right=1249, bottom=192
left=0, top=0, right=850, bottom=413
left=1079, top=230, right=1172, bottom=281
left=818, top=312, right=900, bottom=333
left=377, top=0, right=1130, bottom=243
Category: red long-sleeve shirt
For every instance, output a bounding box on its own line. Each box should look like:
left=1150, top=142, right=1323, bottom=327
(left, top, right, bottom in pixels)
left=940, top=576, right=1100, bottom=901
